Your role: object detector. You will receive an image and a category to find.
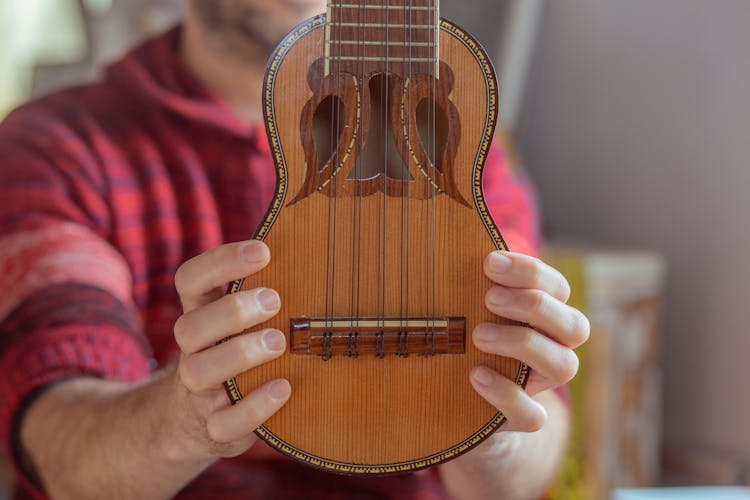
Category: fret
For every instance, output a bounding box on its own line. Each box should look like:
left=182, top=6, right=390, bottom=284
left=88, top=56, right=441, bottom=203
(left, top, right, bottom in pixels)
left=326, top=56, right=436, bottom=62
left=328, top=40, right=436, bottom=47
left=325, top=0, right=440, bottom=77
left=328, top=23, right=434, bottom=28
left=327, top=3, right=436, bottom=10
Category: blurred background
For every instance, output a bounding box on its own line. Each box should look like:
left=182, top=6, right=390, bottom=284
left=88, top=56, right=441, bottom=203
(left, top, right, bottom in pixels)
left=1, top=0, right=749, bottom=498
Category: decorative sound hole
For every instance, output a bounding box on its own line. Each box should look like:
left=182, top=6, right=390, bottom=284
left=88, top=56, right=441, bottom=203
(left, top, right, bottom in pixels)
left=416, top=97, right=449, bottom=174
left=354, top=73, right=413, bottom=182
left=312, top=95, right=344, bottom=172
left=293, top=59, right=468, bottom=206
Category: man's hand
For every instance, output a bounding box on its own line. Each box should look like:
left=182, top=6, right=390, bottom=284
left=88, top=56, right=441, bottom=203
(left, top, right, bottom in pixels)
left=19, top=240, right=289, bottom=499
left=168, top=240, right=290, bottom=460
left=469, top=250, right=589, bottom=431
left=439, top=251, right=589, bottom=500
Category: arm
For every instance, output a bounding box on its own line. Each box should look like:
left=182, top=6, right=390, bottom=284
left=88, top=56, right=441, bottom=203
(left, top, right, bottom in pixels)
left=439, top=251, right=588, bottom=499
left=19, top=241, right=290, bottom=499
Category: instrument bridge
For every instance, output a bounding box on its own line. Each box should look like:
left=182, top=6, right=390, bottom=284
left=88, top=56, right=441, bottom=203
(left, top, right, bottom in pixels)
left=290, top=316, right=465, bottom=358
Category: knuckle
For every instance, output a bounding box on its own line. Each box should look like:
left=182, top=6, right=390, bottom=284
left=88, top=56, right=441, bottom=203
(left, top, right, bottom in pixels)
left=527, top=289, right=549, bottom=316
left=205, top=415, right=229, bottom=444
left=227, top=293, right=250, bottom=325
left=504, top=384, right=524, bottom=411
left=173, top=315, right=194, bottom=352
left=238, top=335, right=261, bottom=366
left=523, top=407, right=547, bottom=433
left=529, top=258, right=546, bottom=288
left=204, top=244, right=226, bottom=263
left=516, top=328, right=537, bottom=355
left=244, top=400, right=266, bottom=428
left=178, top=357, right=203, bottom=393
left=173, top=263, right=192, bottom=296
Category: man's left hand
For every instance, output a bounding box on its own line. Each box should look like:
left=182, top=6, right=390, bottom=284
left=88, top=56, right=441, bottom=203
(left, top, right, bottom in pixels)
left=470, top=250, right=590, bottom=432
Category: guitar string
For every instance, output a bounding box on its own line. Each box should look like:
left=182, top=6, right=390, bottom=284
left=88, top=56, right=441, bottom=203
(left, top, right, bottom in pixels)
left=356, top=0, right=364, bottom=355
left=323, top=2, right=335, bottom=355
left=380, top=0, right=390, bottom=358
left=329, top=0, right=346, bottom=358
left=401, top=0, right=413, bottom=357
left=432, top=0, right=438, bottom=355
left=348, top=0, right=365, bottom=357
left=424, top=0, right=431, bottom=354
left=384, top=0, right=392, bottom=454
left=430, top=0, right=438, bottom=355
left=398, top=0, right=406, bottom=356
left=325, top=0, right=335, bottom=356
left=332, top=1, right=433, bottom=359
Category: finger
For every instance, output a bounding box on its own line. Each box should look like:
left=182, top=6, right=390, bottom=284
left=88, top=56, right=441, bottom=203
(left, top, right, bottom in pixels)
left=484, top=251, right=570, bottom=303
left=179, top=329, right=287, bottom=394
left=473, top=323, right=579, bottom=390
left=175, top=241, right=271, bottom=312
left=206, top=379, right=292, bottom=443
left=470, top=366, right=547, bottom=433
left=174, top=287, right=281, bottom=354
left=485, top=286, right=590, bottom=348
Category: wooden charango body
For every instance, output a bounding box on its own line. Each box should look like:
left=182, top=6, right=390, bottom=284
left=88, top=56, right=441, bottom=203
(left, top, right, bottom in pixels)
left=225, top=7, right=528, bottom=474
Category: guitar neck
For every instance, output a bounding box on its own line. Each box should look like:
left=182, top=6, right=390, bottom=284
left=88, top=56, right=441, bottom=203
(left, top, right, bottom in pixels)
left=325, top=0, right=440, bottom=77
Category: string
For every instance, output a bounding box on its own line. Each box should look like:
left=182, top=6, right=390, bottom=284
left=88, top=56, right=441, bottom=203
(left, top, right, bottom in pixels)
left=355, top=0, right=364, bottom=356
left=423, top=0, right=429, bottom=354
left=327, top=0, right=346, bottom=359
left=427, top=0, right=437, bottom=355
left=323, top=2, right=335, bottom=357
left=432, top=0, right=438, bottom=355
left=379, top=0, right=390, bottom=358
left=401, top=0, right=413, bottom=357
left=347, top=0, right=363, bottom=357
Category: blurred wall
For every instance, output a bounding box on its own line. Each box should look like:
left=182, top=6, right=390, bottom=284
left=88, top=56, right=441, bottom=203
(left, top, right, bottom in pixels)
left=518, top=0, right=750, bottom=470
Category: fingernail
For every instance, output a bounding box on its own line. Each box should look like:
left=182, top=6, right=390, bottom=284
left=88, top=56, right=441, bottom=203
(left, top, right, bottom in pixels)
left=262, top=329, right=286, bottom=352
left=268, top=379, right=291, bottom=402
left=242, top=242, right=268, bottom=263
left=472, top=366, right=494, bottom=387
left=257, top=288, right=280, bottom=312
left=487, top=287, right=512, bottom=305
left=474, top=325, right=499, bottom=343
left=489, top=252, right=512, bottom=273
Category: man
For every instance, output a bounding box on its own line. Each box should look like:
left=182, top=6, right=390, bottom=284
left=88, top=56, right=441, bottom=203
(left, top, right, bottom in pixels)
left=0, top=1, right=588, bottom=498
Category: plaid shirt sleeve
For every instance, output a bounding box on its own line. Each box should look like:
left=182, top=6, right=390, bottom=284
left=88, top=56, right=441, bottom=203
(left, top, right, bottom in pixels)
left=0, top=104, right=152, bottom=494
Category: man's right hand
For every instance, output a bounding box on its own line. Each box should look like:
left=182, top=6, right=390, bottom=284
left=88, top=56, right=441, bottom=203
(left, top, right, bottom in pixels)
left=18, top=240, right=290, bottom=499
left=169, top=240, right=290, bottom=460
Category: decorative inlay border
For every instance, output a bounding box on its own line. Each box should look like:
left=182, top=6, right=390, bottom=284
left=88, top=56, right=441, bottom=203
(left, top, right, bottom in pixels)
left=223, top=14, right=530, bottom=475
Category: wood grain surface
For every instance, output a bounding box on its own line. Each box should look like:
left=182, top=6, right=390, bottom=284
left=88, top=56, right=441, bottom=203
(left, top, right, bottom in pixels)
left=225, top=13, right=527, bottom=474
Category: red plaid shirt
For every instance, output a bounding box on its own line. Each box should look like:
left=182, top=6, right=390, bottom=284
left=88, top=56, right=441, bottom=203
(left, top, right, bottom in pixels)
left=0, top=28, right=541, bottom=499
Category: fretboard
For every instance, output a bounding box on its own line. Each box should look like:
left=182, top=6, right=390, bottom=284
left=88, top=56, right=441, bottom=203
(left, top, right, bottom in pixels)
left=325, top=0, right=439, bottom=77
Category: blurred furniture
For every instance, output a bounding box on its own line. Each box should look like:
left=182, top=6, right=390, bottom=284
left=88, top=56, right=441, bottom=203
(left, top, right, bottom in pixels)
left=544, top=245, right=667, bottom=499
left=661, top=442, right=747, bottom=486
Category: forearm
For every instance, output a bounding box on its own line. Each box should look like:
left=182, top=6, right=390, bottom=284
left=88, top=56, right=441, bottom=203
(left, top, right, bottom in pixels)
left=20, top=370, right=215, bottom=500
left=439, top=389, right=569, bottom=500
left=14, top=241, right=291, bottom=499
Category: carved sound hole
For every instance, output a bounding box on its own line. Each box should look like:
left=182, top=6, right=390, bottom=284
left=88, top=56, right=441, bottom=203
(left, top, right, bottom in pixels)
left=416, top=97, right=449, bottom=174
left=293, top=59, right=469, bottom=206
left=355, top=74, right=414, bottom=182
left=312, top=96, right=344, bottom=173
